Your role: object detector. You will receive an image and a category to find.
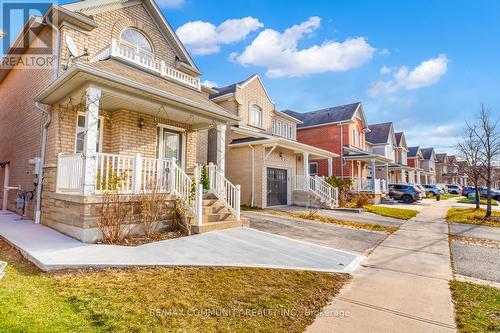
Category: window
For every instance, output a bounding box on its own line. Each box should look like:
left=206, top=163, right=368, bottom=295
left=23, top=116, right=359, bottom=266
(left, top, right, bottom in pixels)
left=354, top=127, right=359, bottom=147
left=309, top=162, right=318, bottom=176
left=75, top=113, right=103, bottom=153
left=250, top=104, right=262, bottom=128
left=283, top=124, right=288, bottom=137
left=289, top=125, right=293, bottom=139
left=120, top=28, right=153, bottom=53
left=277, top=121, right=282, bottom=136
left=161, top=128, right=182, bottom=161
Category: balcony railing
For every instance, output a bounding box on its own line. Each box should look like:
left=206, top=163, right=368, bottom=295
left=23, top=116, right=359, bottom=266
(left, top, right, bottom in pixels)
left=91, top=38, right=201, bottom=91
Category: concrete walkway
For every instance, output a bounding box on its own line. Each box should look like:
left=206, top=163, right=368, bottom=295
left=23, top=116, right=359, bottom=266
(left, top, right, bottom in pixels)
left=0, top=211, right=364, bottom=273
left=306, top=200, right=457, bottom=333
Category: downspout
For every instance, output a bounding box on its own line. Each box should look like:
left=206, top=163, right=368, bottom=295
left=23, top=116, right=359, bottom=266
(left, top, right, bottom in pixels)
left=34, top=14, right=59, bottom=224
left=248, top=144, right=255, bottom=207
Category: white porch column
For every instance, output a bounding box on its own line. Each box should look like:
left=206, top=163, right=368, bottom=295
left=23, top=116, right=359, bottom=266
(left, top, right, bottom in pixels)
left=425, top=174, right=429, bottom=185
left=370, top=159, right=376, bottom=193
left=81, top=86, right=101, bottom=196
left=400, top=169, right=405, bottom=184
left=327, top=158, right=333, bottom=177
left=384, top=163, right=389, bottom=182
left=357, top=162, right=362, bottom=191
left=416, top=171, right=421, bottom=184
left=303, top=152, right=309, bottom=190
left=216, top=124, right=226, bottom=175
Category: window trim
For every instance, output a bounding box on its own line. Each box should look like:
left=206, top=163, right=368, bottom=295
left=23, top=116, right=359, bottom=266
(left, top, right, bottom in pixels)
left=249, top=104, right=263, bottom=128
left=309, top=162, right=319, bottom=176
left=157, top=123, right=186, bottom=168
left=75, top=112, right=104, bottom=153
left=120, top=27, right=154, bottom=55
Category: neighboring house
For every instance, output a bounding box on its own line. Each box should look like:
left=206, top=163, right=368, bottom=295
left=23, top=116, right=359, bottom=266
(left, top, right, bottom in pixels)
left=391, top=132, right=413, bottom=183
left=407, top=147, right=425, bottom=184
left=0, top=0, right=244, bottom=242
left=435, top=153, right=449, bottom=184
left=207, top=74, right=338, bottom=208
left=364, top=122, right=400, bottom=186
left=419, top=148, right=437, bottom=184
left=442, top=155, right=461, bottom=184
left=283, top=103, right=390, bottom=195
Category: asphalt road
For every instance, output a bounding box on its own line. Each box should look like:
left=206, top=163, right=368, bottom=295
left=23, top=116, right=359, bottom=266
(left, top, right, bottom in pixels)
left=244, top=211, right=388, bottom=255
left=451, top=223, right=500, bottom=242
left=451, top=241, right=500, bottom=283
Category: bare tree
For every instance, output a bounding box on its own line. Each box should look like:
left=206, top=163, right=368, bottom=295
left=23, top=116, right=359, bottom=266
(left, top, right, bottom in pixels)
left=456, top=127, right=482, bottom=209
left=467, top=105, right=500, bottom=217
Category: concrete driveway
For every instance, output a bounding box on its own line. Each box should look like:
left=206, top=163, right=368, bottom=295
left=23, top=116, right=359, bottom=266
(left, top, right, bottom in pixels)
left=244, top=211, right=388, bottom=255
left=0, top=211, right=364, bottom=273
left=451, top=241, right=500, bottom=283
left=451, top=223, right=500, bottom=242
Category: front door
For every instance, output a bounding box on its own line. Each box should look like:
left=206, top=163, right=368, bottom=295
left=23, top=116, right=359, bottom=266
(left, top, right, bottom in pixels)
left=267, top=168, right=288, bottom=206
left=160, top=128, right=182, bottom=164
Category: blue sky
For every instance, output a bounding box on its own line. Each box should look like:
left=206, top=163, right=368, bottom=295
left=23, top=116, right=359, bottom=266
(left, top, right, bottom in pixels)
left=3, top=0, right=500, bottom=153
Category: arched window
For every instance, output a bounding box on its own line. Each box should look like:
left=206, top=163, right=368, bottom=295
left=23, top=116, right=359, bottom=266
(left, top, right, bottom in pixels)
left=120, top=28, right=153, bottom=53
left=250, top=104, right=262, bottom=128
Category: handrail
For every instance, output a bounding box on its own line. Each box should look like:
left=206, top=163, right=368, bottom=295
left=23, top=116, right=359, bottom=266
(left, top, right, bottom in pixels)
left=203, top=163, right=241, bottom=220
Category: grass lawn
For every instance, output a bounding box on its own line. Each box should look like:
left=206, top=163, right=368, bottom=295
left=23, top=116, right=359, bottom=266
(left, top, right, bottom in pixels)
left=446, top=208, right=500, bottom=228
left=364, top=205, right=419, bottom=220
left=263, top=210, right=398, bottom=233
left=457, top=198, right=498, bottom=206
left=440, top=194, right=461, bottom=200
left=0, top=238, right=349, bottom=333
left=450, top=280, right=500, bottom=333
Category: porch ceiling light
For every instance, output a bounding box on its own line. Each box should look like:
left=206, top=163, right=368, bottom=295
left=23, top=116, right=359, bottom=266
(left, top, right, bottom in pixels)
left=139, top=118, right=145, bottom=130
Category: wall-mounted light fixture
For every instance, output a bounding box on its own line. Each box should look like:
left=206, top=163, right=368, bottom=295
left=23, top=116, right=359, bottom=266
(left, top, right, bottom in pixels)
left=138, top=118, right=145, bottom=130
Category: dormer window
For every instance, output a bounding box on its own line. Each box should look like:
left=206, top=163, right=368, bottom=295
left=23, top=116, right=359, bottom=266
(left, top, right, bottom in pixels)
left=120, top=28, right=153, bottom=54
left=250, top=104, right=262, bottom=128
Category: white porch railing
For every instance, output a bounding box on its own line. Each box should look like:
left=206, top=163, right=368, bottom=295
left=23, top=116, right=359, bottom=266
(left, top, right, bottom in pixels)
left=196, top=163, right=241, bottom=220
left=351, top=178, right=387, bottom=194
left=56, top=153, right=203, bottom=226
left=91, top=38, right=201, bottom=91
left=294, top=175, right=339, bottom=207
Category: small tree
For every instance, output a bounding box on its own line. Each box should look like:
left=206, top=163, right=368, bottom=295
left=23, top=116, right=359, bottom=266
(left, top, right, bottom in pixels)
left=325, top=176, right=350, bottom=207
left=467, top=105, right=500, bottom=217
left=456, top=127, right=482, bottom=209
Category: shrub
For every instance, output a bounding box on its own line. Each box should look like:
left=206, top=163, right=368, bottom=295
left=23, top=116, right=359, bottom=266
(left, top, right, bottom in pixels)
left=95, top=191, right=133, bottom=244
left=170, top=199, right=193, bottom=235
left=138, top=187, right=170, bottom=237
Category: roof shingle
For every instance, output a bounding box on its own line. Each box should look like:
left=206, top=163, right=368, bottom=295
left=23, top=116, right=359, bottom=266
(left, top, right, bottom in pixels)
left=365, top=122, right=392, bottom=144
left=282, top=102, right=361, bottom=128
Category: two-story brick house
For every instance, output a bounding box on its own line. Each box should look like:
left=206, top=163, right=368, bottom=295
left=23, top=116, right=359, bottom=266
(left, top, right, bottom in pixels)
left=283, top=103, right=390, bottom=195
left=205, top=74, right=338, bottom=208
left=391, top=132, right=413, bottom=183
left=0, top=0, right=245, bottom=242
left=419, top=148, right=437, bottom=184
left=407, top=146, right=425, bottom=184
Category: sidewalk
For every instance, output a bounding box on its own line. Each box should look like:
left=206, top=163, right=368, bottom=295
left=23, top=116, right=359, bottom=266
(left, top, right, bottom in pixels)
left=306, top=200, right=457, bottom=333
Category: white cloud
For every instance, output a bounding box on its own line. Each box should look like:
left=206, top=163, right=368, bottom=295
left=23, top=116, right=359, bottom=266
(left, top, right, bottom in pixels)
left=378, top=48, right=390, bottom=55
left=368, top=54, right=448, bottom=96
left=232, top=16, right=376, bottom=78
left=176, top=17, right=263, bottom=55
left=380, top=66, right=392, bottom=74
left=201, top=80, right=218, bottom=88
left=156, top=0, right=184, bottom=9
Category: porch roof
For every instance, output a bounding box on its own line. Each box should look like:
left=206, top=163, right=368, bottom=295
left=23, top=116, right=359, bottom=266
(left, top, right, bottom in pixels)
left=342, top=146, right=392, bottom=163
left=229, top=133, right=338, bottom=160
left=34, top=61, right=240, bottom=125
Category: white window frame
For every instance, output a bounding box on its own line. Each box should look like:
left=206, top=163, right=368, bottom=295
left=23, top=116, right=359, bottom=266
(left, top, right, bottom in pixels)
left=75, top=112, right=104, bottom=153
left=120, top=28, right=154, bottom=55
left=250, top=104, right=262, bottom=128
left=354, top=127, right=359, bottom=147
left=157, top=124, right=186, bottom=169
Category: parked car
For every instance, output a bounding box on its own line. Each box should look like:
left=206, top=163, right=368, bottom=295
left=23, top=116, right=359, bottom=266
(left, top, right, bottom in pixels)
left=479, top=187, right=500, bottom=200
left=446, top=184, right=461, bottom=194
left=461, top=186, right=476, bottom=197
left=423, top=184, right=444, bottom=196
left=388, top=184, right=423, bottom=203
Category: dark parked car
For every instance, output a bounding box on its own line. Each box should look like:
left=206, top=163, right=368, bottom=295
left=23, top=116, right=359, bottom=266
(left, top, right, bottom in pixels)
left=423, top=184, right=444, bottom=196
left=388, top=184, right=423, bottom=203
left=479, top=187, right=500, bottom=200
left=462, top=186, right=476, bottom=197
left=446, top=184, right=461, bottom=194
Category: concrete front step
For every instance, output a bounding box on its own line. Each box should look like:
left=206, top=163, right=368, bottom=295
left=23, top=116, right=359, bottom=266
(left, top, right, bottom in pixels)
left=202, top=205, right=229, bottom=214
left=192, top=218, right=249, bottom=233
left=203, top=212, right=233, bottom=223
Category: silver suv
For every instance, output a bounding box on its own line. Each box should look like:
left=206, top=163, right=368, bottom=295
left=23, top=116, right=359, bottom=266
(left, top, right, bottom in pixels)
left=388, top=184, right=423, bottom=203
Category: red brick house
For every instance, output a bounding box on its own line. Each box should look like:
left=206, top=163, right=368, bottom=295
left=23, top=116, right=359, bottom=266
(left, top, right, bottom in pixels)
left=283, top=103, right=389, bottom=194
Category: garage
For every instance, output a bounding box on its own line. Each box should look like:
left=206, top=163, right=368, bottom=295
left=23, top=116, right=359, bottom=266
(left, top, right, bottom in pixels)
left=267, top=168, right=288, bottom=206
